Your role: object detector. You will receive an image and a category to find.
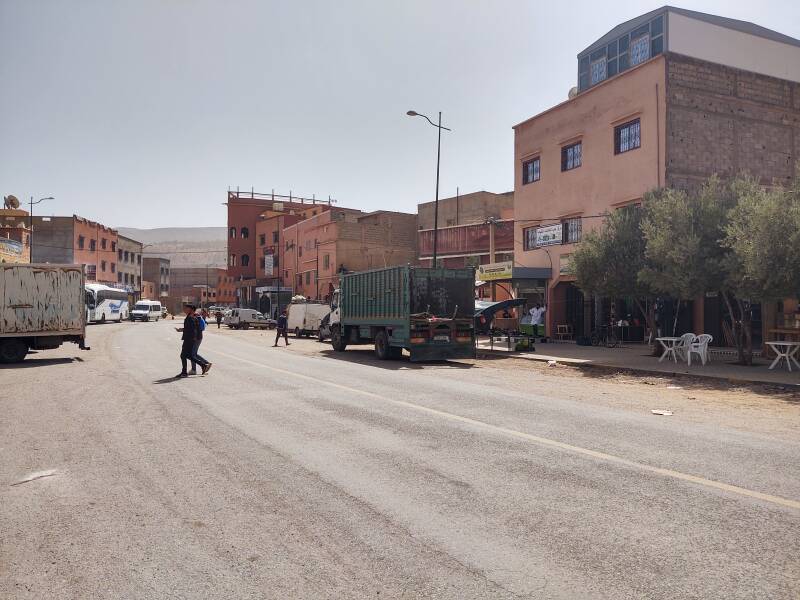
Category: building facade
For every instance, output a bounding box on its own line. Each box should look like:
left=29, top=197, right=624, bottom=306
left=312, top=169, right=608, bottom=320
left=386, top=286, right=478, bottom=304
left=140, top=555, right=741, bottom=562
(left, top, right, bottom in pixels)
left=30, top=215, right=119, bottom=284
left=116, top=234, right=143, bottom=296
left=142, top=257, right=171, bottom=298
left=0, top=209, right=31, bottom=264
left=226, top=190, right=334, bottom=281
left=166, top=267, right=236, bottom=313
left=283, top=209, right=417, bottom=300
left=514, top=6, right=800, bottom=341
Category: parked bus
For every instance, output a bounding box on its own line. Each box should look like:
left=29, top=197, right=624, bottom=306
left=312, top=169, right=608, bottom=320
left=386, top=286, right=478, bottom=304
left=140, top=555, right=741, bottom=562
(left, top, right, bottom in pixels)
left=85, top=283, right=129, bottom=323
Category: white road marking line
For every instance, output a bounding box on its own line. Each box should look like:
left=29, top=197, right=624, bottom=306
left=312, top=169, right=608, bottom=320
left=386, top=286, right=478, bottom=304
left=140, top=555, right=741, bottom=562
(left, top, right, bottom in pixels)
left=213, top=349, right=800, bottom=511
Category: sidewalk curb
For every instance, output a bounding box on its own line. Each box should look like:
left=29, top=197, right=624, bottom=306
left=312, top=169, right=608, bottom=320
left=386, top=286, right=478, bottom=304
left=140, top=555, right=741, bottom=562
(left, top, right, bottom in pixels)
left=476, top=349, right=800, bottom=389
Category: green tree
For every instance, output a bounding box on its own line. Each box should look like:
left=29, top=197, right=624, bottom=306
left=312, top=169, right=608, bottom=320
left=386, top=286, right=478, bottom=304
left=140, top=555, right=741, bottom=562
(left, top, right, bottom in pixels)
left=571, top=206, right=656, bottom=342
left=723, top=171, right=800, bottom=362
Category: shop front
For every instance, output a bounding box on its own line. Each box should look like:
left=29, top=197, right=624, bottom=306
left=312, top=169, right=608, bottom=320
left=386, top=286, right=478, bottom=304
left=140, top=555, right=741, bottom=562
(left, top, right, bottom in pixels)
left=476, top=260, right=551, bottom=315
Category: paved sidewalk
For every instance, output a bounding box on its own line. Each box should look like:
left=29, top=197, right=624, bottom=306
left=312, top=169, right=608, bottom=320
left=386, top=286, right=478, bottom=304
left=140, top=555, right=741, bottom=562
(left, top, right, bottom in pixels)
left=477, top=338, right=800, bottom=387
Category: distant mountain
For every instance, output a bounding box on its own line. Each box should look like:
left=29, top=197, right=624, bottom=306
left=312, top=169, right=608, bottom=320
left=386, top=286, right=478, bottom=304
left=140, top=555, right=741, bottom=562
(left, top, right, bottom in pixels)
left=117, top=227, right=227, bottom=268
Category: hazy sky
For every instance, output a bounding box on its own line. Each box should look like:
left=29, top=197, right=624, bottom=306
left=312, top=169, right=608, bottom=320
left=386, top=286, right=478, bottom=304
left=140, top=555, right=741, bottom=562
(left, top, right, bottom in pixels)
left=2, top=0, right=798, bottom=229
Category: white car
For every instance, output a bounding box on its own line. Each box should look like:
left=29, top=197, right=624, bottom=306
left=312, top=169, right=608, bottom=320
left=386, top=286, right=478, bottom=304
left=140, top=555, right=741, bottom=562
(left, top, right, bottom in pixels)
left=224, top=308, right=275, bottom=330
left=131, top=300, right=163, bottom=322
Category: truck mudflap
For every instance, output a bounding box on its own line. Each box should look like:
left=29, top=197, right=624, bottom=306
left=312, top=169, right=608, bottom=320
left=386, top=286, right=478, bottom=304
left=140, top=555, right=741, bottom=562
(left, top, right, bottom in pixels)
left=409, top=344, right=475, bottom=362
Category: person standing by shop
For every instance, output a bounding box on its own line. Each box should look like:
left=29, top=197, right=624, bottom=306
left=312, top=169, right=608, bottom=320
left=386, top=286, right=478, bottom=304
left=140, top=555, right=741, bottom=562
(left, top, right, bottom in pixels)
left=529, top=303, right=546, bottom=336
left=273, top=310, right=290, bottom=347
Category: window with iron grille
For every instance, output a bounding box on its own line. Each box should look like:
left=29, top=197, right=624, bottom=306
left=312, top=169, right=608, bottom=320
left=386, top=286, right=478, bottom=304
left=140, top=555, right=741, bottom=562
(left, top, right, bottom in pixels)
left=630, top=34, right=650, bottom=66
left=562, top=217, right=582, bottom=244
left=522, top=157, right=540, bottom=185
left=590, top=57, right=607, bottom=85
left=78, top=236, right=85, bottom=250
left=90, top=239, right=96, bottom=251
left=561, top=142, right=582, bottom=171
left=259, top=234, right=266, bottom=246
left=272, top=231, right=279, bottom=243
left=615, top=119, right=641, bottom=154
left=323, top=254, right=330, bottom=270
left=523, top=227, right=538, bottom=251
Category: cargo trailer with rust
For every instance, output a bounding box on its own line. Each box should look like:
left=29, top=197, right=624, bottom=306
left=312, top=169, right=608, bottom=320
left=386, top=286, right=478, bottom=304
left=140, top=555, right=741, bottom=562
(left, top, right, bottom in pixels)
left=0, top=264, right=89, bottom=363
left=328, top=266, right=475, bottom=361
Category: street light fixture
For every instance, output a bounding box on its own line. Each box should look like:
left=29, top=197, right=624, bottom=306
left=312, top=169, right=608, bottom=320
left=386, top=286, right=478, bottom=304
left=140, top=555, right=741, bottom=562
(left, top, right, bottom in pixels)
left=29, top=196, right=54, bottom=261
left=407, top=110, right=451, bottom=268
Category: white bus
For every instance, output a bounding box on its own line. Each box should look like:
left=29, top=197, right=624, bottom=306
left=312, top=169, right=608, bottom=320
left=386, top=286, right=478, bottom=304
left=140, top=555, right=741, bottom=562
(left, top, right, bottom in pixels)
left=85, top=283, right=130, bottom=323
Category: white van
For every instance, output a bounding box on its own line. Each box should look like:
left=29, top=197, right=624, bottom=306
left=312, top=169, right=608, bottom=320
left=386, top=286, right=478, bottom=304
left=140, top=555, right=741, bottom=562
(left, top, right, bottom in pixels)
left=224, top=308, right=274, bottom=330
left=131, top=300, right=163, bottom=322
left=287, top=301, right=331, bottom=337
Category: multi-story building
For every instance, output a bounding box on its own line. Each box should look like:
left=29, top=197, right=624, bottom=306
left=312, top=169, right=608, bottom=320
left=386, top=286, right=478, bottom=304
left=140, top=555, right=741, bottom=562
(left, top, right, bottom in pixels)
left=417, top=191, right=525, bottom=301
left=142, top=257, right=170, bottom=299
left=226, top=190, right=334, bottom=281
left=514, top=6, right=800, bottom=341
left=30, top=215, right=119, bottom=284
left=0, top=208, right=31, bottom=264
left=283, top=209, right=417, bottom=300
left=141, top=280, right=157, bottom=300
left=165, top=266, right=237, bottom=313
left=116, top=234, right=143, bottom=296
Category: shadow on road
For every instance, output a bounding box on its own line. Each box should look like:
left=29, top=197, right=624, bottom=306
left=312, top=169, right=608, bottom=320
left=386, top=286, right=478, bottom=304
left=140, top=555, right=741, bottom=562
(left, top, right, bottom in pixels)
left=0, top=357, right=83, bottom=369
left=153, top=376, right=187, bottom=385
left=319, top=348, right=474, bottom=370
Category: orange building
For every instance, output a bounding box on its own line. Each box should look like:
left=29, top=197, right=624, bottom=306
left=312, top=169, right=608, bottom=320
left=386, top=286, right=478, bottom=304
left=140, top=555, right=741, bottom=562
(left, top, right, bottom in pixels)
left=514, top=6, right=800, bottom=341
left=0, top=209, right=31, bottom=264
left=283, top=209, right=417, bottom=300
left=31, top=215, right=119, bottom=284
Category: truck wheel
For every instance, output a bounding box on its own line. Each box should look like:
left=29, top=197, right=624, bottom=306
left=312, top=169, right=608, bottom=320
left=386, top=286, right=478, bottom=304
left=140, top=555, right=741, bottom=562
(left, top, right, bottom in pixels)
left=331, top=326, right=347, bottom=352
left=0, top=339, right=28, bottom=363
left=242, top=322, right=250, bottom=330
left=318, top=329, right=326, bottom=342
left=101, top=314, right=106, bottom=324
left=294, top=327, right=301, bottom=338
left=374, top=331, right=390, bottom=360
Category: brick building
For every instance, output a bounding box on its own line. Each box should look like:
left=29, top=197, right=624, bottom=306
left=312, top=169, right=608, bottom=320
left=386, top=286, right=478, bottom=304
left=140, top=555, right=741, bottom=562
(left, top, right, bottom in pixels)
left=226, top=190, right=333, bottom=281
left=30, top=215, right=119, bottom=284
left=142, top=257, right=171, bottom=299
left=417, top=191, right=517, bottom=301
left=514, top=6, right=800, bottom=341
left=0, top=209, right=31, bottom=264
left=283, top=209, right=417, bottom=301
left=165, top=266, right=236, bottom=313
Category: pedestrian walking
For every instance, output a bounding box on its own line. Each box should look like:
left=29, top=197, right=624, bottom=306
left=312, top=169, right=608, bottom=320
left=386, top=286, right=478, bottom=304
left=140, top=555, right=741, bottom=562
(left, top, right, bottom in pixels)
left=273, top=310, right=290, bottom=347
left=215, top=310, right=223, bottom=329
left=174, top=303, right=211, bottom=378
left=189, top=309, right=212, bottom=375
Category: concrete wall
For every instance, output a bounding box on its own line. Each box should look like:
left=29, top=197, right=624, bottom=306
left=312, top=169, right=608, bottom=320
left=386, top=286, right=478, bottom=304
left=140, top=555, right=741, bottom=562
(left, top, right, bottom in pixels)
left=668, top=12, right=800, bottom=85
left=417, top=191, right=513, bottom=229
left=665, top=53, right=800, bottom=190
left=30, top=216, right=74, bottom=264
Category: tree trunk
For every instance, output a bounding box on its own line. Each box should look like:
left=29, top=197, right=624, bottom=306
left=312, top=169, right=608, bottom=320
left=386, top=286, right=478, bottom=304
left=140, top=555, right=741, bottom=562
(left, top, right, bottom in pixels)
left=634, top=298, right=659, bottom=356
left=722, top=292, right=749, bottom=365
left=737, top=298, right=754, bottom=366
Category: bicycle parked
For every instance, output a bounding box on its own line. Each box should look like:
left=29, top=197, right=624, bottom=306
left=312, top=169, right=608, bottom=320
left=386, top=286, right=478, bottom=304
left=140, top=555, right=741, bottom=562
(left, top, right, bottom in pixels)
left=590, top=324, right=619, bottom=348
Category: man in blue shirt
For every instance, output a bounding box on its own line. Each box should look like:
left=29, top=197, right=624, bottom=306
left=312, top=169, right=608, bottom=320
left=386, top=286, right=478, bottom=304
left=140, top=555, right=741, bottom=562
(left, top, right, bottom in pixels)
left=273, top=309, right=290, bottom=347
left=175, top=304, right=211, bottom=377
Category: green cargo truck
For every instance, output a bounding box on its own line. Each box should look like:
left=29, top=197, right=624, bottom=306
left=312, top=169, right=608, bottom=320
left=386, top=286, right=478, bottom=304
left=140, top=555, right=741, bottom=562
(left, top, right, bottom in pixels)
left=328, top=266, right=475, bottom=361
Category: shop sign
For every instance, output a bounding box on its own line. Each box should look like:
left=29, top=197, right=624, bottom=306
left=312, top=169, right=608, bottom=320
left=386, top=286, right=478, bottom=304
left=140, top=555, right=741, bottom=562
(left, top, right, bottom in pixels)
left=0, top=238, right=23, bottom=255
left=536, top=224, right=562, bottom=247
left=264, top=253, right=274, bottom=274
left=477, top=261, right=513, bottom=282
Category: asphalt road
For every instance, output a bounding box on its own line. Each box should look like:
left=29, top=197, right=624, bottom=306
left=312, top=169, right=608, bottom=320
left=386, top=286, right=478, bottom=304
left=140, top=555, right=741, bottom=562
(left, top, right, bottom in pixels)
left=2, top=321, right=799, bottom=599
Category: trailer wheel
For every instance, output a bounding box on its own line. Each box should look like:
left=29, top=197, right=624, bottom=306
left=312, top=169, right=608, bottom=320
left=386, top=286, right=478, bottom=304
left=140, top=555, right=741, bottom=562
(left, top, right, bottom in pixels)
left=241, top=322, right=250, bottom=330
left=374, top=331, right=390, bottom=360
left=331, top=326, right=347, bottom=352
left=0, top=339, right=28, bottom=363
left=294, top=327, right=301, bottom=338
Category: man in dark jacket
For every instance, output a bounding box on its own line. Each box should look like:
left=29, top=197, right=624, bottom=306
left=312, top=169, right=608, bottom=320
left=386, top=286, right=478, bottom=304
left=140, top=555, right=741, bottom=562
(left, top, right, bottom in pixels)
left=273, top=310, right=290, bottom=347
left=175, top=304, right=211, bottom=377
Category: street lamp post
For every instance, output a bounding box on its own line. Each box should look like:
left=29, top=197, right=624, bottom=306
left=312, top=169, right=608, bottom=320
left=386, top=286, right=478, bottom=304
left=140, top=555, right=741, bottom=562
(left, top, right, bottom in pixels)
left=29, top=196, right=54, bottom=261
left=407, top=110, right=450, bottom=268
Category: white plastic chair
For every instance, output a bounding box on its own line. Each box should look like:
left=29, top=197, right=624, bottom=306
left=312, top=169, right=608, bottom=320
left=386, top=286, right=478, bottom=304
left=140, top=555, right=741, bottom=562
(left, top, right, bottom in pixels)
left=675, top=333, right=696, bottom=363
left=687, top=334, right=713, bottom=366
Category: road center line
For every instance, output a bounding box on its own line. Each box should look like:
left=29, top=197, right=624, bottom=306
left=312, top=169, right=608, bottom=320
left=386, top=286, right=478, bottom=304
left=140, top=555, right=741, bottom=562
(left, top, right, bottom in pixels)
left=213, top=349, right=800, bottom=511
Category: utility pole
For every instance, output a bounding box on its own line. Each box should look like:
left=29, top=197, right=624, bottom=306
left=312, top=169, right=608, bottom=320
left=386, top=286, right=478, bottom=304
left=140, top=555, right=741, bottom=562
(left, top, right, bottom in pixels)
left=28, top=196, right=54, bottom=262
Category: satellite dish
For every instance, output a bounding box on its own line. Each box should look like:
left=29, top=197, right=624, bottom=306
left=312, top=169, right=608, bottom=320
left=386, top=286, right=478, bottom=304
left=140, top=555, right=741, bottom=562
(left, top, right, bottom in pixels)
left=3, top=195, right=20, bottom=209
left=568, top=87, right=578, bottom=100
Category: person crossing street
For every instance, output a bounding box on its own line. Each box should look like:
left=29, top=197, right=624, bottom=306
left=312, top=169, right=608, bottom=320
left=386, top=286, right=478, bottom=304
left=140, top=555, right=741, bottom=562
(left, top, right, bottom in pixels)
left=273, top=309, right=290, bottom=347
left=175, top=303, right=211, bottom=377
